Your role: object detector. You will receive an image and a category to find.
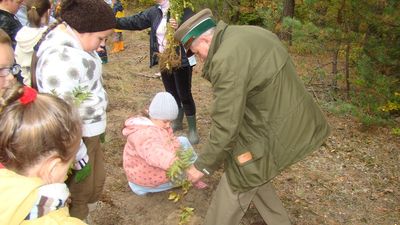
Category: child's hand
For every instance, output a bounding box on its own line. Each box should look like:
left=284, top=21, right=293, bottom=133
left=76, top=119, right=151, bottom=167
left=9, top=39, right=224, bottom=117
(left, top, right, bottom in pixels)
left=185, top=165, right=204, bottom=183
left=66, top=195, right=72, bottom=207
left=193, top=180, right=208, bottom=189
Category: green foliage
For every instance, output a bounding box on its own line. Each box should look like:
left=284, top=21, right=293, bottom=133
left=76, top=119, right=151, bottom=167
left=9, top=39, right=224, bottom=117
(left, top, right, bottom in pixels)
left=323, top=96, right=394, bottom=127
left=166, top=147, right=196, bottom=224
left=137, top=0, right=154, bottom=8
left=353, top=55, right=400, bottom=122
left=323, top=99, right=359, bottom=116
left=74, top=164, right=92, bottom=183
left=282, top=17, right=323, bottom=54
left=100, top=132, right=106, bottom=143
left=178, top=207, right=194, bottom=225
left=238, top=4, right=281, bottom=28
left=72, top=86, right=92, bottom=106
left=158, top=0, right=193, bottom=71
left=167, top=147, right=195, bottom=187
left=392, top=127, right=400, bottom=136
left=379, top=92, right=400, bottom=115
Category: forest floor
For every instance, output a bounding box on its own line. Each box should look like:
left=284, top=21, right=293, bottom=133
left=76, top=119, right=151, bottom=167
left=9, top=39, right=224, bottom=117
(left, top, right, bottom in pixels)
left=89, top=19, right=400, bottom=225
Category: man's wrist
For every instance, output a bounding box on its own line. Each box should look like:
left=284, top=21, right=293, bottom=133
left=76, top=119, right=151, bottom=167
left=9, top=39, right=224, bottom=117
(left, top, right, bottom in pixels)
left=194, top=162, right=211, bottom=175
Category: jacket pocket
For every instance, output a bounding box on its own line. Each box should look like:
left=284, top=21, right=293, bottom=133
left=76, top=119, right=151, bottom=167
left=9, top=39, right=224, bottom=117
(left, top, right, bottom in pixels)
left=226, top=139, right=270, bottom=191
left=233, top=140, right=265, bottom=167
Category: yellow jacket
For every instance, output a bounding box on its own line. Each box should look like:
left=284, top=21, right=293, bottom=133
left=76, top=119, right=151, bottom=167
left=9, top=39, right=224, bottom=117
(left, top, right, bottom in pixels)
left=113, top=4, right=125, bottom=33
left=0, top=169, right=86, bottom=225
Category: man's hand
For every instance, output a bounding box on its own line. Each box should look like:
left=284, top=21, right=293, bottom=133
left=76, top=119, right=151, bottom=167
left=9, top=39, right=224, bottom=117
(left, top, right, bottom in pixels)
left=186, top=164, right=204, bottom=183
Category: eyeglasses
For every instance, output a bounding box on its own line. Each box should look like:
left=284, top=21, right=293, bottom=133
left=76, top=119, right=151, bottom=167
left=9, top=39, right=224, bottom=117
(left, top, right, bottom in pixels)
left=0, top=64, right=21, bottom=77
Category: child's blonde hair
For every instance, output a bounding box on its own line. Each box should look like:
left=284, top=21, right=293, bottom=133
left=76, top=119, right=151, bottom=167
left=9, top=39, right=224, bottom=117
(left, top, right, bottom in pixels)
left=0, top=83, right=82, bottom=173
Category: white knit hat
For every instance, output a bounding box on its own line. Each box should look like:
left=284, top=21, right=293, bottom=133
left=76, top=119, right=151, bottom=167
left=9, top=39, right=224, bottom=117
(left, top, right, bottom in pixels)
left=149, top=92, right=179, bottom=120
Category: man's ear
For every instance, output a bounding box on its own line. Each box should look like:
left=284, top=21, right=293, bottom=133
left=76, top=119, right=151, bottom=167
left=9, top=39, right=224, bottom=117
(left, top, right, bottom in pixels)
left=38, top=155, right=62, bottom=184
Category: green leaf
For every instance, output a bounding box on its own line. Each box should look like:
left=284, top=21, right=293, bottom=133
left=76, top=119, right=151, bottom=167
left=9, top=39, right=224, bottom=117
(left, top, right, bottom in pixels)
left=74, top=164, right=92, bottom=183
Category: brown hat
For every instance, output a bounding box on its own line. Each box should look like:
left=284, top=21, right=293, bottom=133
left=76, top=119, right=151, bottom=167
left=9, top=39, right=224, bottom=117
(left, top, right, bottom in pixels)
left=61, top=0, right=116, bottom=33
left=174, top=8, right=216, bottom=54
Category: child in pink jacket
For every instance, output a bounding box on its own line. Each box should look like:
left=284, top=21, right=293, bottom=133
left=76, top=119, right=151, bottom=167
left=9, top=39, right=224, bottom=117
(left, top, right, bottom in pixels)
left=122, top=92, right=206, bottom=195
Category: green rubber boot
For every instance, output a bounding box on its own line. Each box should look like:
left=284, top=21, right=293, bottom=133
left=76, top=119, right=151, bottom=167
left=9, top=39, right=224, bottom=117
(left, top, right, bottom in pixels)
left=187, top=115, right=199, bottom=145
left=172, top=108, right=184, bottom=131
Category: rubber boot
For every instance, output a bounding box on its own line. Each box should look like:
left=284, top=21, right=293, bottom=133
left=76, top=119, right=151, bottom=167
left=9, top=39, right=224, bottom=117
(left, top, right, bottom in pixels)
left=187, top=115, right=199, bottom=145
left=172, top=108, right=183, bottom=131
left=110, top=41, right=120, bottom=53
left=119, top=41, right=125, bottom=51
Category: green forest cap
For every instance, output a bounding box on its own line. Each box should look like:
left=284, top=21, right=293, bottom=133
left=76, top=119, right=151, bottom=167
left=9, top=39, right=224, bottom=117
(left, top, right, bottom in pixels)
left=174, top=8, right=216, bottom=52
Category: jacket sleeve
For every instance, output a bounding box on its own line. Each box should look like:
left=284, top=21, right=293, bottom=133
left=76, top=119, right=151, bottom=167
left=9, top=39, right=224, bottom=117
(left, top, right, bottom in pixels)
left=0, top=14, right=20, bottom=44
left=194, top=54, right=250, bottom=175
left=128, top=128, right=177, bottom=171
left=113, top=2, right=123, bottom=13
left=116, top=7, right=153, bottom=30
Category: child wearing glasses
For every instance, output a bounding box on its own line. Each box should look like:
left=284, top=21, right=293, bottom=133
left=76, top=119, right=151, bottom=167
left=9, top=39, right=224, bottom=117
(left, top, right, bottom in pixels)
left=0, top=84, right=86, bottom=224
left=0, top=28, right=20, bottom=91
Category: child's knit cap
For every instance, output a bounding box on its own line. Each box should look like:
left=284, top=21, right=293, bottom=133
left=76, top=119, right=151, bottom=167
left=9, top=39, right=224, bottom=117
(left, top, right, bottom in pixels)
left=60, top=0, right=116, bottom=33
left=149, top=92, right=178, bottom=121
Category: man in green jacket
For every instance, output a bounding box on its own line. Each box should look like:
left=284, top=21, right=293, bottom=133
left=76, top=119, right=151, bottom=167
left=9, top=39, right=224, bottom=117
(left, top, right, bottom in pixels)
left=174, top=8, right=331, bottom=225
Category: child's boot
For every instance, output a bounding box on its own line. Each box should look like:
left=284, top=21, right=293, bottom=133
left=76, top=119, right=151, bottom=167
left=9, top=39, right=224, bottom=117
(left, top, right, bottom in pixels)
left=119, top=41, right=125, bottom=51
left=186, top=115, right=199, bottom=144
left=110, top=42, right=120, bottom=53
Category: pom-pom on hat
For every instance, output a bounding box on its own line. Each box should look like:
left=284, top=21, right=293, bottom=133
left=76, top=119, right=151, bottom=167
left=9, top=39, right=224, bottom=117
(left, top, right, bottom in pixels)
left=149, top=92, right=179, bottom=120
left=174, top=8, right=216, bottom=56
left=60, top=0, right=116, bottom=33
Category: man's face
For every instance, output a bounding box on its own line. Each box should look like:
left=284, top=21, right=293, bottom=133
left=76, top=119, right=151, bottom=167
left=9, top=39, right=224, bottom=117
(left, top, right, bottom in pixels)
left=189, top=36, right=210, bottom=62
left=7, top=0, right=24, bottom=14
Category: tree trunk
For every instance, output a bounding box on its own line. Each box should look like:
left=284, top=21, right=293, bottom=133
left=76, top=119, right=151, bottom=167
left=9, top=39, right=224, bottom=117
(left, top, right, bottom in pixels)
left=332, top=49, right=339, bottom=93
left=345, top=42, right=350, bottom=99
left=281, top=0, right=295, bottom=45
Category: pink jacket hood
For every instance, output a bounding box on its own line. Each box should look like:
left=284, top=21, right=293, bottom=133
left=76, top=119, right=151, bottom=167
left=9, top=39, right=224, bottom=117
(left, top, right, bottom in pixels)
left=122, top=116, right=155, bottom=137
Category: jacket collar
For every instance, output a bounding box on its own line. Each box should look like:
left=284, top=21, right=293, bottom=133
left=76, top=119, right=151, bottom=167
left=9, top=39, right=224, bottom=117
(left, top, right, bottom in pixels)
left=202, top=21, right=228, bottom=81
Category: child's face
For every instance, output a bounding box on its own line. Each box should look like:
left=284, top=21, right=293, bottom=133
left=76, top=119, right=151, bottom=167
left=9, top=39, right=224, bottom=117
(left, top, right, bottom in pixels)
left=152, top=118, right=172, bottom=129
left=78, top=29, right=113, bottom=52
left=1, top=0, right=24, bottom=14
left=0, top=43, right=16, bottom=91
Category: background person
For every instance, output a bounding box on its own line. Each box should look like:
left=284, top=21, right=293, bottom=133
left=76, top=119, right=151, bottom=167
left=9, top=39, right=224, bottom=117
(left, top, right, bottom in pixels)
left=0, top=0, right=23, bottom=48
left=34, top=0, right=116, bottom=220
left=175, top=8, right=331, bottom=225
left=116, top=0, right=199, bottom=144
left=15, top=0, right=51, bottom=86
left=109, top=0, right=124, bottom=53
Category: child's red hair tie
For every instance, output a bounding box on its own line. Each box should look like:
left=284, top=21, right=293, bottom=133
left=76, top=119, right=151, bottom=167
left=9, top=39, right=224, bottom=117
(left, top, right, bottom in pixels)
left=19, top=86, right=38, bottom=105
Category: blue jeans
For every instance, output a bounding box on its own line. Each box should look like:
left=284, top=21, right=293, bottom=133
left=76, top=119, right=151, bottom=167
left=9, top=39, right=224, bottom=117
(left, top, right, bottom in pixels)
left=128, top=136, right=197, bottom=195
